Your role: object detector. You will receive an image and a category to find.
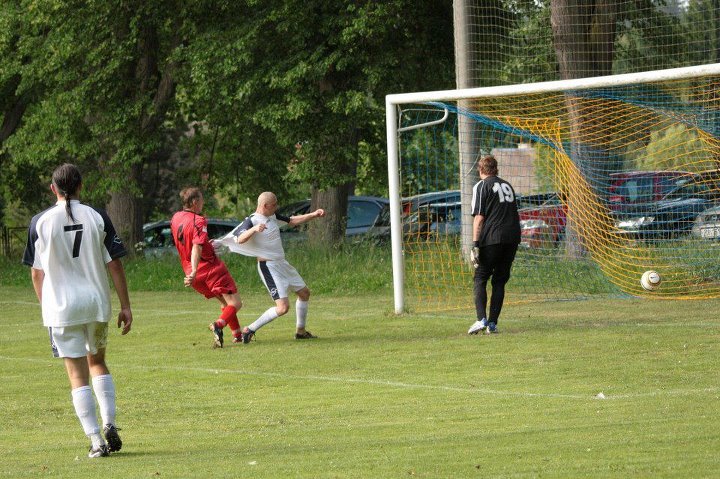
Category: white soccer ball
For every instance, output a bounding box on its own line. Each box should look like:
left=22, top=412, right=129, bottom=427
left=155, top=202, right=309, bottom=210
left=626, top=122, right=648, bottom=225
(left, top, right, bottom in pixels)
left=640, top=270, right=661, bottom=291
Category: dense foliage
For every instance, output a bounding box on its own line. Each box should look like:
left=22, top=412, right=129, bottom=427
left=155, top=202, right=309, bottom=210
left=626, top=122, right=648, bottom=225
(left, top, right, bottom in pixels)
left=0, top=0, right=455, bottom=245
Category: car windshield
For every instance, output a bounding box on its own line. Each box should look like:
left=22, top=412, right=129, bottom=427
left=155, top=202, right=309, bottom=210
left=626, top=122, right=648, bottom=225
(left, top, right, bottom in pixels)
left=144, top=225, right=173, bottom=247
left=347, top=201, right=382, bottom=228
left=517, top=193, right=559, bottom=209
left=612, top=177, right=654, bottom=203
left=663, top=181, right=711, bottom=201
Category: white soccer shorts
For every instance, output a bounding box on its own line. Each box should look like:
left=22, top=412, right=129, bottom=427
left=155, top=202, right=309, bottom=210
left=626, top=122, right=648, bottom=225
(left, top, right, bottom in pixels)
left=257, top=259, right=306, bottom=300
left=49, top=321, right=109, bottom=358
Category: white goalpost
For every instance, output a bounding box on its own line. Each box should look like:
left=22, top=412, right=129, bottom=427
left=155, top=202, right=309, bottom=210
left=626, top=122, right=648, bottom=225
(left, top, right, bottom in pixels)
left=386, top=62, right=720, bottom=314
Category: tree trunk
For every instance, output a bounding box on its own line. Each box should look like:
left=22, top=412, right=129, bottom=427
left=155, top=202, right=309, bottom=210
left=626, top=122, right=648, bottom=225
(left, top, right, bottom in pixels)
left=307, top=183, right=352, bottom=247
left=551, top=0, right=619, bottom=258
left=104, top=20, right=177, bottom=255
left=106, top=165, right=144, bottom=257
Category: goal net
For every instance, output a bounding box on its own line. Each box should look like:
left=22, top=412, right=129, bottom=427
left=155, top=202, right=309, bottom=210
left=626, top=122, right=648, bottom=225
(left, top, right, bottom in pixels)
left=386, top=64, right=720, bottom=314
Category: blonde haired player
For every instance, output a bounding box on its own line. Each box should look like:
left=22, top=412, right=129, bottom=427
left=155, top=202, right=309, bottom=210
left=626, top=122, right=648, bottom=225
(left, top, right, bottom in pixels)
left=220, top=192, right=324, bottom=342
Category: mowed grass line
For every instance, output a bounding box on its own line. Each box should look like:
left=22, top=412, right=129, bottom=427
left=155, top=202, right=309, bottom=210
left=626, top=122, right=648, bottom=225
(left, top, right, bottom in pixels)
left=1, top=286, right=719, bottom=478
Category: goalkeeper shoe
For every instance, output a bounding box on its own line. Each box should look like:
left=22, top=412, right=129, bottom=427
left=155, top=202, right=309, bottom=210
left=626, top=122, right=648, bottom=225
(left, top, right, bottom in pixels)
left=103, top=424, right=122, bottom=452
left=88, top=444, right=110, bottom=458
left=241, top=327, right=255, bottom=344
left=468, top=319, right=487, bottom=335
left=486, top=322, right=498, bottom=334
left=209, top=323, right=224, bottom=349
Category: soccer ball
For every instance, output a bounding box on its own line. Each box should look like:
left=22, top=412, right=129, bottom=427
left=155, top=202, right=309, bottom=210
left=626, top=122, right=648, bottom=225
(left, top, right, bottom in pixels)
left=640, top=270, right=661, bottom=291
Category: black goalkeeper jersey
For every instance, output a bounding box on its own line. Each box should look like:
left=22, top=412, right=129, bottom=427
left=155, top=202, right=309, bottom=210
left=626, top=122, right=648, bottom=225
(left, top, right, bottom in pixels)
left=471, top=175, right=521, bottom=246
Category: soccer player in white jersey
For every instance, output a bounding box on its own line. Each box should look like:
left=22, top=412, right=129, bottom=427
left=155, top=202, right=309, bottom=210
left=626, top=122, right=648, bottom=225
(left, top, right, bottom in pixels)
left=223, top=191, right=324, bottom=343
left=22, top=164, right=133, bottom=458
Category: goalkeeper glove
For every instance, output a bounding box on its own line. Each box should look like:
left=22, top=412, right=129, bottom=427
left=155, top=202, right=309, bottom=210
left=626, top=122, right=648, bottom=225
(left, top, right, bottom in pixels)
left=471, top=244, right=481, bottom=269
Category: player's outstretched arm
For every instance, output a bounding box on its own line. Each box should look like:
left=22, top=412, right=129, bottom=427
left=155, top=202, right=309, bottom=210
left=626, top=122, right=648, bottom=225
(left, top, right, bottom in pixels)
left=107, top=258, right=133, bottom=335
left=288, top=208, right=325, bottom=227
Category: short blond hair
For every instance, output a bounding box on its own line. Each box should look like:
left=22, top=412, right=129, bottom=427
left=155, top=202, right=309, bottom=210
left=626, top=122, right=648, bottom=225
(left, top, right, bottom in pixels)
left=257, top=191, right=277, bottom=207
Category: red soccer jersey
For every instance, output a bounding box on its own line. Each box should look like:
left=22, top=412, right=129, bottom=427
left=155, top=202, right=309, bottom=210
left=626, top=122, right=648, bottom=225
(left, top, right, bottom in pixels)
left=170, top=210, right=219, bottom=274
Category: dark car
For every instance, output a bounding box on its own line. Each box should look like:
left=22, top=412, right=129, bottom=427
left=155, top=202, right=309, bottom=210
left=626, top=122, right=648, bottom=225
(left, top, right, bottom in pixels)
left=277, top=195, right=390, bottom=238
left=401, top=190, right=461, bottom=217
left=607, top=170, right=692, bottom=211
left=402, top=201, right=462, bottom=240
left=141, top=218, right=238, bottom=257
left=614, top=174, right=719, bottom=239
left=370, top=191, right=567, bottom=247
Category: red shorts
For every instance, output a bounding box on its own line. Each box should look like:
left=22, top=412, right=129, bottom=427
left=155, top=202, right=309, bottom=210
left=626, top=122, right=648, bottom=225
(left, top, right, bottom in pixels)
left=192, top=261, right=238, bottom=299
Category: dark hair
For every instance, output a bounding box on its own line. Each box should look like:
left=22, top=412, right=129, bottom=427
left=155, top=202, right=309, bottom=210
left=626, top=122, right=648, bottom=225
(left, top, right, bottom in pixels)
left=179, top=187, right=203, bottom=209
left=478, top=155, right=499, bottom=176
left=52, top=163, right=82, bottom=223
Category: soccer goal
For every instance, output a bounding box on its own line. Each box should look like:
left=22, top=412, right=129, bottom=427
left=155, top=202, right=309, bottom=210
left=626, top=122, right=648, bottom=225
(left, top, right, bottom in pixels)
left=386, top=64, right=720, bottom=314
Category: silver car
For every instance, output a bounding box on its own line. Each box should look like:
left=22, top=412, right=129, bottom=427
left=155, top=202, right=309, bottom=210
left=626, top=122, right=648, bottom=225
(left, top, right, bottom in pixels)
left=692, top=205, right=720, bottom=240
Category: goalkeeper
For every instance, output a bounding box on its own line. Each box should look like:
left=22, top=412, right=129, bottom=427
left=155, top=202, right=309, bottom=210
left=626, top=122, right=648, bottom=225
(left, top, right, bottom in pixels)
left=218, top=191, right=325, bottom=343
left=467, top=155, right=521, bottom=335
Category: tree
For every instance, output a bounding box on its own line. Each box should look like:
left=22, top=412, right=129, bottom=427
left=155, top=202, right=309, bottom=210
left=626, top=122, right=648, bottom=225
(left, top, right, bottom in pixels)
left=2, top=0, right=456, bottom=249
left=550, top=0, right=621, bottom=256
left=215, top=1, right=455, bottom=245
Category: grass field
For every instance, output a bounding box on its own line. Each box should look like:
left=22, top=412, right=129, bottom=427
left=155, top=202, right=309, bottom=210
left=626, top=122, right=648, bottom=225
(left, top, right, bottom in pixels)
left=1, top=284, right=718, bottom=478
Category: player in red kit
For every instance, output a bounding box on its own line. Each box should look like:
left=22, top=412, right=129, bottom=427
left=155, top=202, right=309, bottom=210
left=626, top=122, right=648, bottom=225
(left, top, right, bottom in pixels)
left=171, top=187, right=243, bottom=347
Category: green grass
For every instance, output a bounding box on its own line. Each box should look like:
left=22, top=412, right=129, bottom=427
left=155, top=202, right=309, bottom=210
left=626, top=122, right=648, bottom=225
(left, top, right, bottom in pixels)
left=1, top=286, right=718, bottom=478
left=0, top=243, right=394, bottom=294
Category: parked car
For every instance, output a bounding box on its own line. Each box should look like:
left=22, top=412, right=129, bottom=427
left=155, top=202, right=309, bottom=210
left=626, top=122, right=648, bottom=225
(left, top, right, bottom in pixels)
left=277, top=195, right=390, bottom=239
left=370, top=191, right=568, bottom=248
left=401, top=190, right=461, bottom=217
left=692, top=204, right=720, bottom=240
left=404, top=201, right=463, bottom=240
left=607, top=170, right=692, bottom=211
left=614, top=174, right=719, bottom=239
left=517, top=192, right=567, bottom=248
left=141, top=218, right=238, bottom=257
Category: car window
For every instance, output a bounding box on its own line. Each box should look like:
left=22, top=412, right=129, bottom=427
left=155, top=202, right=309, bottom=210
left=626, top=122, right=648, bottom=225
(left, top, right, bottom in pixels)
left=446, top=205, right=462, bottom=223
left=144, top=226, right=173, bottom=247
left=617, top=178, right=654, bottom=203
left=207, top=223, right=235, bottom=239
left=664, top=182, right=710, bottom=200
left=375, top=205, right=391, bottom=227
left=278, top=201, right=310, bottom=218
left=348, top=201, right=381, bottom=228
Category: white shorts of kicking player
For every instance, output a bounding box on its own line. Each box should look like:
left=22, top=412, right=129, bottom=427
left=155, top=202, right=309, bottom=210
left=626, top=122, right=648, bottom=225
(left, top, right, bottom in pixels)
left=257, top=259, right=306, bottom=301
left=48, top=321, right=108, bottom=358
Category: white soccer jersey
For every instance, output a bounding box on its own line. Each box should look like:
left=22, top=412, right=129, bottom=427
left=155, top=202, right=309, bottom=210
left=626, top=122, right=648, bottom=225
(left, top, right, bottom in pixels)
left=219, top=213, right=291, bottom=261
left=23, top=200, right=127, bottom=327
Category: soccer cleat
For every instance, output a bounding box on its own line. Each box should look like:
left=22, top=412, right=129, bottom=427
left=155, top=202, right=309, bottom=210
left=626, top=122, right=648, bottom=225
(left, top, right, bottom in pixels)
left=241, top=327, right=255, bottom=344
left=209, top=322, right=224, bottom=348
left=88, top=444, right=110, bottom=458
left=295, top=330, right=316, bottom=340
left=486, top=322, right=497, bottom=334
left=103, top=424, right=122, bottom=452
left=468, top=319, right=488, bottom=335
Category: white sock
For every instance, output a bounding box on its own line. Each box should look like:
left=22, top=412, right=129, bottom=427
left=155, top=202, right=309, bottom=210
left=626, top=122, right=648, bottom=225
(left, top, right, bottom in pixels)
left=248, top=307, right=279, bottom=332
left=89, top=433, right=105, bottom=449
left=71, top=386, right=101, bottom=437
left=296, top=299, right=308, bottom=330
left=92, top=374, right=116, bottom=426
